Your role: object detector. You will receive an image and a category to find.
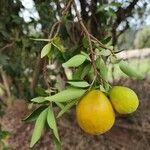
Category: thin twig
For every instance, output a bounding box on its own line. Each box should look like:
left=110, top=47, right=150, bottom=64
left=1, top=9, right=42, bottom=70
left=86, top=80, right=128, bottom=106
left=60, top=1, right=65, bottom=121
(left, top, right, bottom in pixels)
left=90, top=35, right=115, bottom=55
left=45, top=0, right=74, bottom=91
left=73, top=2, right=109, bottom=85
left=48, top=0, right=74, bottom=39
left=0, top=42, right=15, bottom=52
left=43, top=59, right=51, bottom=93
left=73, top=2, right=97, bottom=76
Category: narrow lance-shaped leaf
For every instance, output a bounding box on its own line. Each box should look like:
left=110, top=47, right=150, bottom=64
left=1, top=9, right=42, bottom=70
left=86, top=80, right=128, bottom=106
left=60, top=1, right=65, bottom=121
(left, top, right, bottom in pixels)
left=81, top=51, right=90, bottom=60
left=45, top=88, right=86, bottom=102
left=55, top=102, right=64, bottom=109
left=22, top=106, right=48, bottom=123
left=57, top=100, right=77, bottom=118
left=72, top=65, right=86, bottom=80
left=52, top=135, right=61, bottom=150
left=41, top=43, right=51, bottom=58
left=110, top=56, right=122, bottom=64
left=102, top=36, right=112, bottom=44
left=31, top=97, right=49, bottom=103
left=96, top=57, right=110, bottom=92
left=67, top=81, right=90, bottom=88
left=81, top=64, right=92, bottom=79
left=52, top=37, right=65, bottom=52
left=47, top=105, right=60, bottom=142
left=62, top=54, right=87, bottom=68
left=119, top=60, right=144, bottom=79
left=99, top=49, right=111, bottom=56
left=96, top=57, right=108, bottom=80
left=30, top=108, right=48, bottom=148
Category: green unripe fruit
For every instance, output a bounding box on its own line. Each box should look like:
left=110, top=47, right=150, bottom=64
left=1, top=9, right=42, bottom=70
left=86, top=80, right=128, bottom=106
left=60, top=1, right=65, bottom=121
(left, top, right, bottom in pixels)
left=109, top=86, right=139, bottom=114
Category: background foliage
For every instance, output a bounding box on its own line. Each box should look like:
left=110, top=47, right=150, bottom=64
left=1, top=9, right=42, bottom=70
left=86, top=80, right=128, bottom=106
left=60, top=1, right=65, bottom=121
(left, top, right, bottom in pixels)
left=0, top=0, right=150, bottom=149
left=0, top=0, right=149, bottom=99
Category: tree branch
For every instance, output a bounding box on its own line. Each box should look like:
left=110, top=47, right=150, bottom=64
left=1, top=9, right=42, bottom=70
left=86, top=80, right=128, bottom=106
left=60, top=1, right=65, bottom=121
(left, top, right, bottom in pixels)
left=114, top=0, right=139, bottom=28
left=112, top=0, right=139, bottom=45
left=79, top=0, right=88, bottom=22
left=90, top=0, right=98, bottom=36
left=0, top=42, right=15, bottom=52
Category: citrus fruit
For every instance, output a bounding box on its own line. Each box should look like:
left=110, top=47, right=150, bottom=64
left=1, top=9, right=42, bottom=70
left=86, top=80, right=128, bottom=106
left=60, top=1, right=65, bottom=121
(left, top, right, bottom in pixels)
left=76, top=90, right=115, bottom=135
left=109, top=86, right=139, bottom=114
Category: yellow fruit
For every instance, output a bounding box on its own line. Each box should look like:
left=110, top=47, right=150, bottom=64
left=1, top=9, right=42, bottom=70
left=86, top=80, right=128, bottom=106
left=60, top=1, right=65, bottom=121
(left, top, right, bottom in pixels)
left=76, top=90, right=115, bottom=135
left=109, top=86, right=139, bottom=114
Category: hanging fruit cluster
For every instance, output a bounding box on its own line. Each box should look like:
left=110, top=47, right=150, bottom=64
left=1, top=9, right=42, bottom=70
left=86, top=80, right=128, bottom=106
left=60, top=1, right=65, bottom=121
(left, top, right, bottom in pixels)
left=23, top=1, right=144, bottom=149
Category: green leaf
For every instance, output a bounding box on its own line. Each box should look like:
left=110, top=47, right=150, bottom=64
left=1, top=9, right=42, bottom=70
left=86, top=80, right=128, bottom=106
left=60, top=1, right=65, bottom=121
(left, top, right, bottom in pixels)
left=57, top=100, right=77, bottom=118
left=31, top=97, right=48, bottom=103
left=81, top=64, right=92, bottom=79
left=30, top=38, right=50, bottom=42
left=110, top=56, right=122, bottom=64
left=30, top=108, right=48, bottom=148
left=52, top=37, right=65, bottom=52
left=45, top=88, right=86, bottom=102
left=41, top=43, right=51, bottom=58
left=81, top=51, right=90, bottom=60
left=72, top=65, right=85, bottom=80
left=53, top=135, right=61, bottom=150
left=82, top=37, right=89, bottom=48
left=96, top=57, right=110, bottom=92
left=62, top=54, right=87, bottom=68
left=67, top=81, right=89, bottom=88
left=47, top=105, right=60, bottom=142
left=55, top=102, right=64, bottom=109
left=22, top=106, right=48, bottom=122
left=119, top=60, right=144, bottom=79
left=103, top=82, right=111, bottom=93
left=96, top=57, right=108, bottom=80
left=102, top=36, right=112, bottom=44
left=99, top=49, right=111, bottom=56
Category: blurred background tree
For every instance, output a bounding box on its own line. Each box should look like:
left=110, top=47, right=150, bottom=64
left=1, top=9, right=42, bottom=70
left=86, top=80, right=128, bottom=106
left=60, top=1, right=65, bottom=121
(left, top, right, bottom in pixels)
left=0, top=0, right=150, bottom=100
left=134, top=26, right=150, bottom=48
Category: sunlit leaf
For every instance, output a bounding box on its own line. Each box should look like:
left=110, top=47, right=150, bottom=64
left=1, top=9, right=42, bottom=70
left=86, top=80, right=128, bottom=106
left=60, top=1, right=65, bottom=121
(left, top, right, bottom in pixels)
left=67, top=81, right=90, bottom=88
left=52, top=37, right=65, bottom=52
left=31, top=97, right=49, bottom=103
left=45, top=88, right=86, bottom=102
left=100, top=49, right=111, bottom=56
left=119, top=60, right=144, bottom=79
left=55, top=102, right=64, bottom=109
left=41, top=43, right=51, bottom=58
left=110, top=56, right=122, bottom=64
left=47, top=105, right=60, bottom=142
left=62, top=54, right=87, bottom=68
left=96, top=57, right=108, bottom=80
left=81, top=51, right=90, bottom=60
left=22, top=106, right=48, bottom=122
left=57, top=100, right=77, bottom=118
left=53, top=135, right=61, bottom=150
left=81, top=64, right=92, bottom=79
left=30, top=108, right=48, bottom=148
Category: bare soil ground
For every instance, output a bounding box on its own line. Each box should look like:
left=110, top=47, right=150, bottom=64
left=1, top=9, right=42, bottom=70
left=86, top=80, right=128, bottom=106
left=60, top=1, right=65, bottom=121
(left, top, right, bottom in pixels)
left=1, top=78, right=150, bottom=150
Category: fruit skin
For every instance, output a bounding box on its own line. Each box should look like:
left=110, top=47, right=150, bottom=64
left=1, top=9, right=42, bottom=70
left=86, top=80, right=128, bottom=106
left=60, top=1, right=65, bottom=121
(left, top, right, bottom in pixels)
left=109, top=86, right=139, bottom=114
left=76, top=90, right=115, bottom=135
